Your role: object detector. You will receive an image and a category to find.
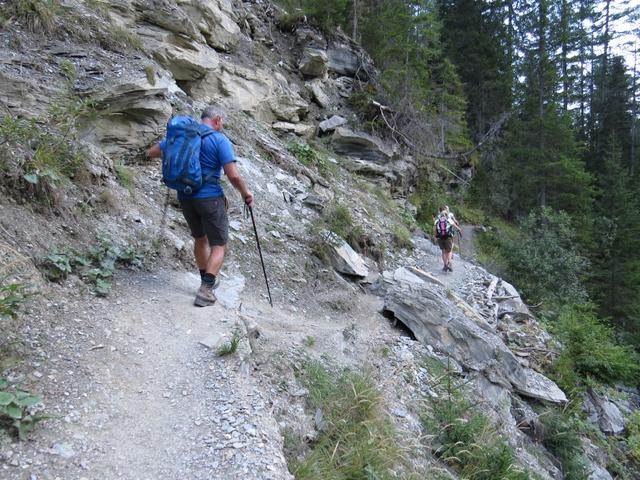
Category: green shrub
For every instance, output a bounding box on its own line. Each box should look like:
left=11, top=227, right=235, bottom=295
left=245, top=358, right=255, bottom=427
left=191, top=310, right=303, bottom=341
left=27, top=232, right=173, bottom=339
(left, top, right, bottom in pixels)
left=538, top=409, right=589, bottom=479
left=0, top=279, right=31, bottom=319
left=0, top=96, right=96, bottom=206
left=500, top=208, right=589, bottom=311
left=551, top=304, right=639, bottom=390
left=41, top=237, right=143, bottom=296
left=423, top=363, right=529, bottom=480
left=0, top=378, right=50, bottom=440
left=290, top=361, right=408, bottom=479
left=143, top=65, right=156, bottom=86
left=627, top=411, right=640, bottom=462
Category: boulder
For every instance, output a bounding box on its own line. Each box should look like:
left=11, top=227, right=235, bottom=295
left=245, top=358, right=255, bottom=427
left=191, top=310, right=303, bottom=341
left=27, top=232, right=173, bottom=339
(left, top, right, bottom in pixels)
left=497, top=279, right=534, bottom=321
left=299, top=48, right=328, bottom=78
left=588, top=464, right=614, bottom=480
left=514, top=369, right=567, bottom=404
left=305, top=78, right=332, bottom=108
left=268, top=93, right=309, bottom=123
left=190, top=61, right=308, bottom=123
left=134, top=0, right=204, bottom=42
left=327, top=44, right=359, bottom=76
left=331, top=127, right=393, bottom=163
left=296, top=27, right=327, bottom=50
left=379, top=268, right=527, bottom=389
left=177, top=0, right=242, bottom=52
left=137, top=26, right=219, bottom=81
left=319, top=115, right=347, bottom=133
left=0, top=67, right=62, bottom=117
left=322, top=231, right=368, bottom=278
left=341, top=158, right=388, bottom=177
left=335, top=76, right=353, bottom=97
left=585, top=390, right=626, bottom=434
left=82, top=76, right=174, bottom=158
left=272, top=122, right=314, bottom=137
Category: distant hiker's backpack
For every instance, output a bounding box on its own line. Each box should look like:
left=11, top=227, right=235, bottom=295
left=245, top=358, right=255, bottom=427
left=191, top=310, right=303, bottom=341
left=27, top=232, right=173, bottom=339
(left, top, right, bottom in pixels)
left=435, top=215, right=454, bottom=238
left=161, top=116, right=216, bottom=195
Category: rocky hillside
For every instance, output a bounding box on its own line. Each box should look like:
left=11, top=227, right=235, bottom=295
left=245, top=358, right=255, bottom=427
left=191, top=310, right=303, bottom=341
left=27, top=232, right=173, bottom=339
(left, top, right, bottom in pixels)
left=0, top=1, right=636, bottom=479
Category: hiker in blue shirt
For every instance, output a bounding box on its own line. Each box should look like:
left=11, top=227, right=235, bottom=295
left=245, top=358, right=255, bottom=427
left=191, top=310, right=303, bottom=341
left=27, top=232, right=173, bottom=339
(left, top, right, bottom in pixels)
left=147, top=106, right=253, bottom=307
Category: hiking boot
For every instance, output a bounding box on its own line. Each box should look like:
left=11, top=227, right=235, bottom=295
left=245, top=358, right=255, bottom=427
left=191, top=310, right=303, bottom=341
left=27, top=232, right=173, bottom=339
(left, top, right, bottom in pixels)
left=442, top=265, right=448, bottom=272
left=194, top=283, right=217, bottom=307
left=447, top=264, right=454, bottom=272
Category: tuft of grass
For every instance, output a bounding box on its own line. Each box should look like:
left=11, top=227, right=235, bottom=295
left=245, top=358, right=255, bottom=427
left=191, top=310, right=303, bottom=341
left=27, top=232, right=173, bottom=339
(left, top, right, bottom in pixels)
left=392, top=225, right=413, bottom=249
left=303, top=335, right=315, bottom=348
left=58, top=58, right=77, bottom=84
left=143, top=65, right=156, bottom=86
left=115, top=164, right=134, bottom=194
left=217, top=326, right=242, bottom=357
left=290, top=361, right=409, bottom=479
left=4, top=0, right=60, bottom=34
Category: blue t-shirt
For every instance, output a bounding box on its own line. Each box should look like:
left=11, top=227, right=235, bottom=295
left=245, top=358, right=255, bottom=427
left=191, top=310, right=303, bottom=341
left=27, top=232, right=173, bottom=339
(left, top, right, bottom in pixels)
left=160, top=130, right=236, bottom=199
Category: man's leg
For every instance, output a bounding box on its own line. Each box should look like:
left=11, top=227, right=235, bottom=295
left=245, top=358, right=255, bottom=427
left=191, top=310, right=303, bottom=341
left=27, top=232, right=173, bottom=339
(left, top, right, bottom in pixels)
left=206, top=244, right=226, bottom=275
left=194, top=236, right=209, bottom=270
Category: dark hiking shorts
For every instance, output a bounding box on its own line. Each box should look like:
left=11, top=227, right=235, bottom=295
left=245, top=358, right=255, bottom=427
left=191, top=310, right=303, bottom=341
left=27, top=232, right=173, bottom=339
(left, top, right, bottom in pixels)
left=437, top=237, right=454, bottom=253
left=180, top=196, right=229, bottom=246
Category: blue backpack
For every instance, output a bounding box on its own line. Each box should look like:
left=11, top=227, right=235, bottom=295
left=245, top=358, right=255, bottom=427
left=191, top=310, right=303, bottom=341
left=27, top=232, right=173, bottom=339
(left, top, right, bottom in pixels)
left=161, top=116, right=216, bottom=195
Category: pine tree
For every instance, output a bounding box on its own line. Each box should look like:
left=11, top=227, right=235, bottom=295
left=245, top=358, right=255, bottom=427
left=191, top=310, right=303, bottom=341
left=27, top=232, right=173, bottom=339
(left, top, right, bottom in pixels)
left=589, top=136, right=640, bottom=344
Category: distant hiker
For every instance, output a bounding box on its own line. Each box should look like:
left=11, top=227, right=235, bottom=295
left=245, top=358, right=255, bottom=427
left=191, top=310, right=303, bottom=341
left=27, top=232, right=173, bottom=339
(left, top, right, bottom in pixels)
left=433, top=206, right=461, bottom=272
left=147, top=106, right=253, bottom=307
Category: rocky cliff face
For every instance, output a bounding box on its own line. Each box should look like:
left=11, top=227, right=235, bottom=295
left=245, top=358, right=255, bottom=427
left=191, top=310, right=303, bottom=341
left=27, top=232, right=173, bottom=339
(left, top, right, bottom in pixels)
left=0, top=2, right=631, bottom=479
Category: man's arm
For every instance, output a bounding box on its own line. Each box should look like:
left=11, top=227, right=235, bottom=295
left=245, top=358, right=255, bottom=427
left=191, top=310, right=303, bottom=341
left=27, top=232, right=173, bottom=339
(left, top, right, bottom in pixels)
left=147, top=143, right=162, bottom=159
left=223, top=162, right=253, bottom=207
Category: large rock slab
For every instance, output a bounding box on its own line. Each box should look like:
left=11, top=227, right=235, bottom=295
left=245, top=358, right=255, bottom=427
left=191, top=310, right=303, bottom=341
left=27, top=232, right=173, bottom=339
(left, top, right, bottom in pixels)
left=299, top=48, right=328, bottom=78
left=331, top=127, right=393, bottom=163
left=82, top=76, right=174, bottom=158
left=584, top=390, right=626, bottom=434
left=177, top=0, right=242, bottom=51
left=137, top=26, right=219, bottom=81
left=322, top=231, right=368, bottom=278
left=380, top=268, right=527, bottom=389
left=327, top=44, right=359, bottom=76
left=0, top=61, right=62, bottom=117
left=134, top=0, right=204, bottom=42
left=319, top=115, right=347, bottom=133
left=272, top=122, right=314, bottom=137
left=515, top=369, right=567, bottom=403
left=190, top=61, right=308, bottom=123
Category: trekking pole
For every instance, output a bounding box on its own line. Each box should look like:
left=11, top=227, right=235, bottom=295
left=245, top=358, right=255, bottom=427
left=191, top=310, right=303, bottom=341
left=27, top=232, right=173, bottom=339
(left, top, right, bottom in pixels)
left=246, top=204, right=273, bottom=307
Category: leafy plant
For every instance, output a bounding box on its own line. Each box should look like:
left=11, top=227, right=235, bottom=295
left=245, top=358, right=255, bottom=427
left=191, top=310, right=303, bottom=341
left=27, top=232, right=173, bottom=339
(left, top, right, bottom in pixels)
left=41, top=237, right=143, bottom=296
left=0, top=378, right=50, bottom=440
left=303, top=335, right=315, bottom=348
left=0, top=279, right=30, bottom=319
